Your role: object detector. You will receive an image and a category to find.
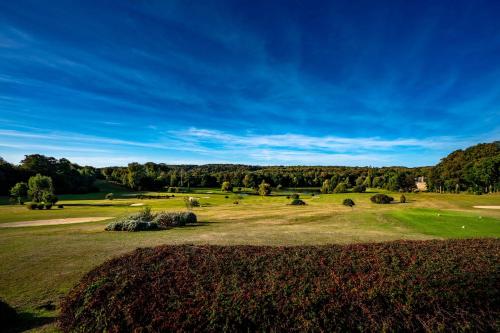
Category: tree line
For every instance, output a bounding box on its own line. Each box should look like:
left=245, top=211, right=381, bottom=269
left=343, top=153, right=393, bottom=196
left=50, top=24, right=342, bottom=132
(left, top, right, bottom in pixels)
left=101, top=162, right=426, bottom=193
left=1, top=141, right=498, bottom=197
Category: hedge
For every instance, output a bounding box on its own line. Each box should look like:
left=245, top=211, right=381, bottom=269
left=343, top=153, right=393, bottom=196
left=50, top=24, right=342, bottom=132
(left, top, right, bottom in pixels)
left=60, top=239, right=499, bottom=332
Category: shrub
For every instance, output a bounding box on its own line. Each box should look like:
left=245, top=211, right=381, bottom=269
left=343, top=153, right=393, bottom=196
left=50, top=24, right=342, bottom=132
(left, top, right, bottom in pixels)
left=290, top=198, right=306, bottom=205
left=342, top=198, right=355, bottom=207
left=182, top=212, right=197, bottom=224
left=153, top=212, right=198, bottom=228
left=184, top=197, right=200, bottom=209
left=105, top=193, right=114, bottom=200
left=45, top=203, right=53, bottom=210
left=352, top=184, right=366, bottom=193
left=105, top=207, right=158, bottom=232
left=60, top=240, right=500, bottom=332
left=400, top=194, right=406, bottom=203
left=233, top=201, right=239, bottom=205
left=131, top=207, right=154, bottom=222
left=291, top=193, right=300, bottom=199
left=37, top=203, right=45, bottom=210
left=27, top=202, right=37, bottom=210
left=58, top=204, right=64, bottom=209
left=258, top=181, right=271, bottom=196
left=43, top=193, right=58, bottom=204
left=105, top=220, right=158, bottom=232
left=370, top=194, right=394, bottom=204
left=224, top=195, right=229, bottom=199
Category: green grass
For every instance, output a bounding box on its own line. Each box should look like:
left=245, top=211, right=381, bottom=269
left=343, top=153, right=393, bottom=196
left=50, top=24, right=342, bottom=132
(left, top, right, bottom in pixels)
left=387, top=208, right=500, bottom=238
left=0, top=185, right=499, bottom=332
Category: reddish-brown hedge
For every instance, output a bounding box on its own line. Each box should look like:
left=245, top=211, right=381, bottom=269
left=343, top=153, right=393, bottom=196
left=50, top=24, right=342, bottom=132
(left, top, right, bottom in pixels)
left=60, top=239, right=500, bottom=332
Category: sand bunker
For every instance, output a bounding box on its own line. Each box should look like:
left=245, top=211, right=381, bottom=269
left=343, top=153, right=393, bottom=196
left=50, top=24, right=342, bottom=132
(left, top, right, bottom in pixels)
left=0, top=217, right=111, bottom=228
left=130, top=203, right=145, bottom=206
left=473, top=206, right=500, bottom=210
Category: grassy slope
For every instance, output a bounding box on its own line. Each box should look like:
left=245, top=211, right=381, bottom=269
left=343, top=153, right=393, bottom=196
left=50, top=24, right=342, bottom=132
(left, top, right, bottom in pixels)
left=0, top=184, right=499, bottom=332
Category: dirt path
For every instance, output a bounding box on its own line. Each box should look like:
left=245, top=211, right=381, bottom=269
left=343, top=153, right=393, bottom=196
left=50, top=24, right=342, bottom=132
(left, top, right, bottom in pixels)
left=473, top=206, right=500, bottom=210
left=0, top=217, right=112, bottom=228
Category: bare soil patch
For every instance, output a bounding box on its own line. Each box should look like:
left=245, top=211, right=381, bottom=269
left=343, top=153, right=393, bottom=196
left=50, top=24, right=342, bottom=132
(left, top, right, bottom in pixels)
left=0, top=217, right=111, bottom=228
left=473, top=206, right=500, bottom=210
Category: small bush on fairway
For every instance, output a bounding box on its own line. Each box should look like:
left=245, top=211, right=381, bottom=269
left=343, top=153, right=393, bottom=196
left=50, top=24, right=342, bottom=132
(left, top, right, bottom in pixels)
left=370, top=193, right=394, bottom=204
left=290, top=198, right=306, bottom=205
left=184, top=197, right=200, bottom=209
left=343, top=198, right=355, bottom=207
left=27, top=202, right=37, bottom=210
left=37, top=203, right=45, bottom=209
left=44, top=203, right=53, bottom=209
left=352, top=185, right=366, bottom=193
left=58, top=204, right=64, bottom=209
left=60, top=240, right=500, bottom=332
left=291, top=193, right=300, bottom=199
left=400, top=194, right=406, bottom=203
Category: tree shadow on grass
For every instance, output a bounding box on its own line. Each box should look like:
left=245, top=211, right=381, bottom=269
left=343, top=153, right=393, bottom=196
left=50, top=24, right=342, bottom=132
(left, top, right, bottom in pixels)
left=5, top=312, right=56, bottom=333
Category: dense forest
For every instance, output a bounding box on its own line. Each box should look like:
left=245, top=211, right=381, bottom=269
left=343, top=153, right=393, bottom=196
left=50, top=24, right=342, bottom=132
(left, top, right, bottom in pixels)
left=0, top=142, right=498, bottom=196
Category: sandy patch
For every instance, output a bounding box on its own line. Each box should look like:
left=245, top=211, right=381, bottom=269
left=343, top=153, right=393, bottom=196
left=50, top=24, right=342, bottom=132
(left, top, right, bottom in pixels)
left=473, top=206, right=500, bottom=210
left=130, top=203, right=144, bottom=206
left=202, top=196, right=210, bottom=199
left=0, top=217, right=111, bottom=228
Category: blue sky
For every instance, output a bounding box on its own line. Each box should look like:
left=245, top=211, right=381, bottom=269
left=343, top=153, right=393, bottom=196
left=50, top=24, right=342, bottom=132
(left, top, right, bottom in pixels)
left=0, top=0, right=499, bottom=167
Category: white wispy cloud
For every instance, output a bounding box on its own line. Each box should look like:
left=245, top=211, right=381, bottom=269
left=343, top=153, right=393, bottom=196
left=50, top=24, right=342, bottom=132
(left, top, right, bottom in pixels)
left=1, top=127, right=497, bottom=167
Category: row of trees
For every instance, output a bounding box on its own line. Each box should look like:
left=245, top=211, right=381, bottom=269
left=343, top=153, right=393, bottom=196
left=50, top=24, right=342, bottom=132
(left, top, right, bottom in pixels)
left=102, top=163, right=427, bottom=193
left=1, top=141, right=498, bottom=197
left=0, top=154, right=98, bottom=196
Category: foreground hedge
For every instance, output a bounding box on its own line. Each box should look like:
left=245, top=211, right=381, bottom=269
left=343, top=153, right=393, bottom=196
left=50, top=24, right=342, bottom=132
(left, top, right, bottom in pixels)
left=60, top=239, right=499, bottom=332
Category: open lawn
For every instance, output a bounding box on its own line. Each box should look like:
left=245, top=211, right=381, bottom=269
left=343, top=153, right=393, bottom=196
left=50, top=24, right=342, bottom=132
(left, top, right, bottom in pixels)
left=0, top=186, right=499, bottom=332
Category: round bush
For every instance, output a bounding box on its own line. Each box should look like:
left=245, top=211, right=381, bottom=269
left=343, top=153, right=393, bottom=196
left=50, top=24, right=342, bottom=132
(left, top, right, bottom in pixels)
left=60, top=240, right=500, bottom=332
left=342, top=198, right=355, bottom=207
left=45, top=203, right=53, bottom=210
left=27, top=202, right=37, bottom=210
left=290, top=198, right=306, bottom=205
left=352, top=185, right=366, bottom=193
left=370, top=194, right=394, bottom=204
left=37, top=203, right=45, bottom=210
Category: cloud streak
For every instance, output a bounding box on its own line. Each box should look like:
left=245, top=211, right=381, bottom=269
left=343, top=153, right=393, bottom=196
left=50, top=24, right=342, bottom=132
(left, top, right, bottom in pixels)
left=1, top=127, right=496, bottom=167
